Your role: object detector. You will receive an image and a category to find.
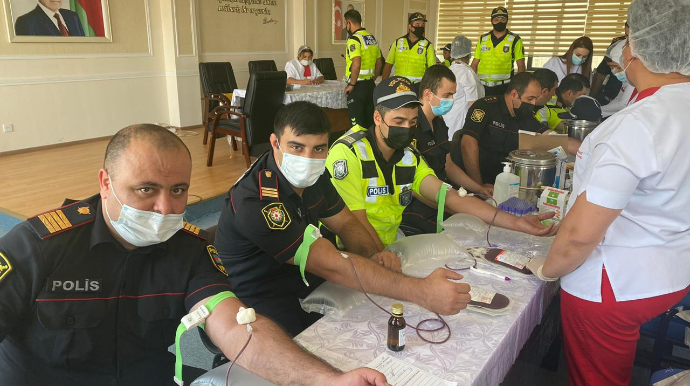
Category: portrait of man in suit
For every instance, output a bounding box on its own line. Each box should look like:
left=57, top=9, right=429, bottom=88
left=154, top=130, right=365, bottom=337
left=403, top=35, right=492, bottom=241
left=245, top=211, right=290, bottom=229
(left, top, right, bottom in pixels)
left=14, top=0, right=86, bottom=36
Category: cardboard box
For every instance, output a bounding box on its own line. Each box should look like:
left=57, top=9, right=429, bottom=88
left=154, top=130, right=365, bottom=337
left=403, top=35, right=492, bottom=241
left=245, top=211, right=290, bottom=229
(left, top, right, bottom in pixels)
left=538, top=187, right=570, bottom=220
left=519, top=131, right=569, bottom=152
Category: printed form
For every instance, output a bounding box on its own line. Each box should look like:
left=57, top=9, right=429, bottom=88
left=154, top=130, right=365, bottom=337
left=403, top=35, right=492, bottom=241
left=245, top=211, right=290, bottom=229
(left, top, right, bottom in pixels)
left=366, top=353, right=458, bottom=386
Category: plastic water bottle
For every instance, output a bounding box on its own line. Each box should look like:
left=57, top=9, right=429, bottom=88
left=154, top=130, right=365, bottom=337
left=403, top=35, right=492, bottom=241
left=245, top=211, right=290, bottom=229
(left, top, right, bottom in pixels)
left=493, top=162, right=520, bottom=206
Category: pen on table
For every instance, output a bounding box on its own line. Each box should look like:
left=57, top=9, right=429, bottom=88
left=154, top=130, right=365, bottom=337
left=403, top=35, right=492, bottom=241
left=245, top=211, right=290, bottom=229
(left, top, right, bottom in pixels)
left=470, top=266, right=511, bottom=281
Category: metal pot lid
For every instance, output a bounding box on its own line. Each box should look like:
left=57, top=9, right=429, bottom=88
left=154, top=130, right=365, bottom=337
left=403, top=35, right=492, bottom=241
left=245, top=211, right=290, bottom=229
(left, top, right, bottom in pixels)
left=562, top=119, right=601, bottom=127
left=509, top=150, right=557, bottom=166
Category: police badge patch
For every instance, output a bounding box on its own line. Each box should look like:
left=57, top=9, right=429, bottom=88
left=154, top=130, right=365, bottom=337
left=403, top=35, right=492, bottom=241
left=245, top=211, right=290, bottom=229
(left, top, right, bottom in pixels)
left=503, top=45, right=510, bottom=53
left=262, top=203, right=292, bottom=230
left=417, top=47, right=424, bottom=55
left=471, top=109, right=486, bottom=123
left=350, top=44, right=356, bottom=52
left=0, top=252, right=12, bottom=283
left=399, top=186, right=413, bottom=206
left=207, top=245, right=228, bottom=276
left=333, top=159, right=348, bottom=180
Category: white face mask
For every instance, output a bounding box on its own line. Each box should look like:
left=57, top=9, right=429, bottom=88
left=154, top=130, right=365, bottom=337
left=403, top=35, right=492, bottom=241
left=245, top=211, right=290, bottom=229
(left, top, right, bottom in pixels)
left=277, top=145, right=326, bottom=189
left=105, top=181, right=184, bottom=247
left=300, top=59, right=311, bottom=66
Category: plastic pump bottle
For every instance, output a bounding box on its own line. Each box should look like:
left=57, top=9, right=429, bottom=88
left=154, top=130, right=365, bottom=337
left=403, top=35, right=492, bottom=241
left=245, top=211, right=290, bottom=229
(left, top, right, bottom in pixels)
left=493, top=162, right=520, bottom=206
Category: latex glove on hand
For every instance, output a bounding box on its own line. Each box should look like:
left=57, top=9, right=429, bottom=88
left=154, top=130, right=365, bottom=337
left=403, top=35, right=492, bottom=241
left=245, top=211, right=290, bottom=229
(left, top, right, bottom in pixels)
left=526, top=257, right=559, bottom=281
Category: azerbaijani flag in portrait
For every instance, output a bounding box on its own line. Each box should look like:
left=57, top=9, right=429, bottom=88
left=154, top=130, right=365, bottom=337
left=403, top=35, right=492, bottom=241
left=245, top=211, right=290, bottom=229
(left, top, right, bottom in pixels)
left=69, top=0, right=105, bottom=37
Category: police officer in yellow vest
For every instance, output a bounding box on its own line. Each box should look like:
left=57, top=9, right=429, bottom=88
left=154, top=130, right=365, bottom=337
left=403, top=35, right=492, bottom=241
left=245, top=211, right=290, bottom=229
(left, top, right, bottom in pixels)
left=326, top=76, right=556, bottom=248
left=344, top=9, right=382, bottom=129
left=471, top=7, right=526, bottom=96
left=381, top=13, right=436, bottom=83
left=441, top=44, right=452, bottom=67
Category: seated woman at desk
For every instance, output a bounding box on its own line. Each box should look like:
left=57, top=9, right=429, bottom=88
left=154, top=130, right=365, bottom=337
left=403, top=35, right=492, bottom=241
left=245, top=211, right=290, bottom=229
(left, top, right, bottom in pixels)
left=285, top=45, right=325, bottom=86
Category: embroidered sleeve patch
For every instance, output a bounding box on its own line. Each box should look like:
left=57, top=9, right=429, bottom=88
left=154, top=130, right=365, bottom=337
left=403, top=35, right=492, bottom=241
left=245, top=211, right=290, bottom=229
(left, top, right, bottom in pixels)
left=261, top=203, right=292, bottom=230
left=350, top=44, right=356, bottom=52
left=0, top=252, right=13, bottom=283
left=207, top=245, right=228, bottom=276
left=471, top=109, right=486, bottom=123
left=333, top=159, right=349, bottom=180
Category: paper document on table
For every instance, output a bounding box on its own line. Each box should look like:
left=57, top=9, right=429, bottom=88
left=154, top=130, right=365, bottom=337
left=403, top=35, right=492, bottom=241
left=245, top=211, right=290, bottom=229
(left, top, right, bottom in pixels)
left=366, top=353, right=457, bottom=386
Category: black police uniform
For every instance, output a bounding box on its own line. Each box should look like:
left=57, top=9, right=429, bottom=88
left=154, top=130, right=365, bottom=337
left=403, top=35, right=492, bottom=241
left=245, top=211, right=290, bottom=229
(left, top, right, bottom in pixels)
left=0, top=195, right=232, bottom=386
left=400, top=106, right=452, bottom=235
left=215, top=151, right=345, bottom=337
left=450, top=95, right=548, bottom=184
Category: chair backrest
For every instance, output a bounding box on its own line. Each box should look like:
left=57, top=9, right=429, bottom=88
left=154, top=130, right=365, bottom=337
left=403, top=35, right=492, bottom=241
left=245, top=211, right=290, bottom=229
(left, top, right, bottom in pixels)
left=243, top=71, right=287, bottom=156
left=247, top=60, right=277, bottom=75
left=314, top=58, right=337, bottom=80
left=199, top=62, right=238, bottom=96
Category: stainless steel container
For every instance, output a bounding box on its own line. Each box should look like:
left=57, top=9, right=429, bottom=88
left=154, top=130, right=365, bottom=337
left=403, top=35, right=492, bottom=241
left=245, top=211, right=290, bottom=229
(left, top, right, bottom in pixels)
left=564, top=119, right=600, bottom=142
left=508, top=150, right=558, bottom=205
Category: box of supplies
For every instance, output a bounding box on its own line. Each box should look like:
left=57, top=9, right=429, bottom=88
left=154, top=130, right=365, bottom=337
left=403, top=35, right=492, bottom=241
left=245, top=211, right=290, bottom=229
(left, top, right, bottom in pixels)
left=519, top=131, right=569, bottom=152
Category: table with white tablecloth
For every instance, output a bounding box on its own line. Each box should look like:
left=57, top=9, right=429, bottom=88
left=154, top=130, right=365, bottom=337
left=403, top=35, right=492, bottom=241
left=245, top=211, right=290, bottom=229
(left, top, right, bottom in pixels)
left=294, top=228, right=558, bottom=386
left=231, top=80, right=348, bottom=109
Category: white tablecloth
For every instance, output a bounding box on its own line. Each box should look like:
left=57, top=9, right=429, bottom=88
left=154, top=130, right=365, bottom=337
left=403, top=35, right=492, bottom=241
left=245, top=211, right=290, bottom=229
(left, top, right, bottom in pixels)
left=231, top=80, right=347, bottom=109
left=294, top=228, right=558, bottom=386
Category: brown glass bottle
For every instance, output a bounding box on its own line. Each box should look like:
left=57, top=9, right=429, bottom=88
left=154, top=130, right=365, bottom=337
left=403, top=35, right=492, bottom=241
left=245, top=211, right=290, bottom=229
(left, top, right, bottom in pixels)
left=387, top=303, right=406, bottom=352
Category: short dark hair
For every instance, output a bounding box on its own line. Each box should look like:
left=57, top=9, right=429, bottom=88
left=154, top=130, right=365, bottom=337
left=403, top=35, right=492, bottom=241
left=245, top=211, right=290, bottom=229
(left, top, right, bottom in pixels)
left=375, top=104, right=417, bottom=121
left=505, top=72, right=537, bottom=97
left=344, top=9, right=362, bottom=24
left=559, top=73, right=590, bottom=94
left=419, top=65, right=456, bottom=98
left=533, top=68, right=558, bottom=91
left=104, top=124, right=190, bottom=179
left=274, top=101, right=331, bottom=140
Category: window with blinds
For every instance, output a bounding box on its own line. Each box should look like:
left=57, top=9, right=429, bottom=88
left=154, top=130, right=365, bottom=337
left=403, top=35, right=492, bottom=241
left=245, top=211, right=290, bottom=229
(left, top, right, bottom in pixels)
left=437, top=0, right=630, bottom=62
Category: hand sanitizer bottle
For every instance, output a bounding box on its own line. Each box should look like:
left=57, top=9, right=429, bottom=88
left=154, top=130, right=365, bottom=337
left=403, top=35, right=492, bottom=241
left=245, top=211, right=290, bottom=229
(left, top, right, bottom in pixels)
left=494, top=162, right=520, bottom=206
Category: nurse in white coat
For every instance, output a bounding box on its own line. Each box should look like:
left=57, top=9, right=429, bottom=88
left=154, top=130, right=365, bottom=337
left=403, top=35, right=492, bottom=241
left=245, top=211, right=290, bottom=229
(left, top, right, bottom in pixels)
left=542, top=36, right=594, bottom=83
left=528, top=1, right=690, bottom=385
left=285, top=45, right=324, bottom=86
left=444, top=35, right=484, bottom=141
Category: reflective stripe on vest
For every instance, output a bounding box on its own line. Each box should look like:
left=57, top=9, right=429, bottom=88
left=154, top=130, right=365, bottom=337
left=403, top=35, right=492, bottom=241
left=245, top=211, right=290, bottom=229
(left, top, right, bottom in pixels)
left=477, top=33, right=517, bottom=81
left=392, top=38, right=430, bottom=80
left=346, top=30, right=380, bottom=80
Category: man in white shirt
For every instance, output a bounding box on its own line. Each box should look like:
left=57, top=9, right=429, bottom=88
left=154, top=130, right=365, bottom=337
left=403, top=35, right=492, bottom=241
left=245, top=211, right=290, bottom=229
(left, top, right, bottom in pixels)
left=285, top=45, right=324, bottom=86
left=444, top=35, right=484, bottom=141
left=527, top=1, right=690, bottom=385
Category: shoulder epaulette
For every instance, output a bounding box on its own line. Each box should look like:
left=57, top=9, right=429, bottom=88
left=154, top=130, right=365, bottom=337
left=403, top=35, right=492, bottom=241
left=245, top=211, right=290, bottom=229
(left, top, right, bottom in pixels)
left=508, top=31, right=521, bottom=39
left=484, top=95, right=500, bottom=103
left=181, top=222, right=208, bottom=240
left=27, top=201, right=95, bottom=240
left=332, top=129, right=368, bottom=151
left=480, top=32, right=491, bottom=38
left=257, top=169, right=280, bottom=201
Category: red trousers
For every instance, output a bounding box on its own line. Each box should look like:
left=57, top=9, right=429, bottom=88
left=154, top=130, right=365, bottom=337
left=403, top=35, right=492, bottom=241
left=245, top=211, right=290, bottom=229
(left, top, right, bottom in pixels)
left=561, top=269, right=689, bottom=386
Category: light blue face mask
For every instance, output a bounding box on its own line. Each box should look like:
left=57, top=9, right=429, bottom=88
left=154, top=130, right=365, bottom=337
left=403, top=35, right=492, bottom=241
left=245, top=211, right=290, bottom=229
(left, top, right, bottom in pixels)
left=571, top=55, right=586, bottom=66
left=614, top=71, right=628, bottom=83
left=430, top=92, right=454, bottom=116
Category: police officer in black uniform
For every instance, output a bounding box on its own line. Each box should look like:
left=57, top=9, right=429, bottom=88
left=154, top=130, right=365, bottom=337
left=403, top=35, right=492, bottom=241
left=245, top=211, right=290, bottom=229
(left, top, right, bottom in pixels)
left=400, top=66, right=494, bottom=235
left=450, top=72, right=549, bottom=187
left=215, top=101, right=473, bottom=337
left=0, top=125, right=389, bottom=386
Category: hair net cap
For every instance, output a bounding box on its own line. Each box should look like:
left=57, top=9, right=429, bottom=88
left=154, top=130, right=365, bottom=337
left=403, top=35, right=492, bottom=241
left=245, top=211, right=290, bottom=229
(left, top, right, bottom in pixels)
left=627, top=0, right=690, bottom=76
left=451, top=36, right=472, bottom=59
left=607, top=39, right=626, bottom=65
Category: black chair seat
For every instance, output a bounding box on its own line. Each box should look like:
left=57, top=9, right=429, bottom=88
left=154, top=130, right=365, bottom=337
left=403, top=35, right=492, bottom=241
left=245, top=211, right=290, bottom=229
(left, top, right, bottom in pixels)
left=207, top=119, right=241, bottom=133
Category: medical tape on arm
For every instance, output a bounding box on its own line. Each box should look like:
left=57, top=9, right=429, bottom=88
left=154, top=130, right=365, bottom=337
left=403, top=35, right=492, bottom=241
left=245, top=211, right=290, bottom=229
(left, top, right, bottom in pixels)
left=174, top=290, right=236, bottom=385
left=293, top=224, right=322, bottom=287
left=435, top=183, right=451, bottom=233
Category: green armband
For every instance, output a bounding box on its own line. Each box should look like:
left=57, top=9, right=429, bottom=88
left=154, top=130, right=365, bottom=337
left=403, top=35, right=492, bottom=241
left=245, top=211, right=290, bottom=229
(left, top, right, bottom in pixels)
left=435, top=183, right=450, bottom=234
left=293, top=224, right=322, bottom=287
left=174, top=290, right=236, bottom=385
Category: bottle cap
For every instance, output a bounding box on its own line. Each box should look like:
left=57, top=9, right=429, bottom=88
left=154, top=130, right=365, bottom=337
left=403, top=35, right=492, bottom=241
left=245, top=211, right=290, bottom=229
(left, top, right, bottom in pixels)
left=392, top=303, right=404, bottom=315
left=502, top=162, right=512, bottom=173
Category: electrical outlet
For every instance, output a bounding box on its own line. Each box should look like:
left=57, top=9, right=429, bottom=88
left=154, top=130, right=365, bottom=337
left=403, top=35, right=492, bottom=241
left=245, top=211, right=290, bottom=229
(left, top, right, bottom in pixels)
left=2, top=124, right=13, bottom=133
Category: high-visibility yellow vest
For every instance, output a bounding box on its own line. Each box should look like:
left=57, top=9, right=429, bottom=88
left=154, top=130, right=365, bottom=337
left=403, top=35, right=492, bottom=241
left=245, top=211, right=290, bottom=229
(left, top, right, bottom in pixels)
left=474, top=31, right=525, bottom=82
left=385, top=36, right=437, bottom=82
left=346, top=29, right=381, bottom=80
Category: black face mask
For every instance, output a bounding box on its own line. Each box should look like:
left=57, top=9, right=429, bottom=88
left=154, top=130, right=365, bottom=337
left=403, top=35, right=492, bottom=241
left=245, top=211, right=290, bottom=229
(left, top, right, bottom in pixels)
left=493, top=22, right=507, bottom=32
left=381, top=121, right=415, bottom=150
left=411, top=26, right=425, bottom=39
left=517, top=101, right=536, bottom=117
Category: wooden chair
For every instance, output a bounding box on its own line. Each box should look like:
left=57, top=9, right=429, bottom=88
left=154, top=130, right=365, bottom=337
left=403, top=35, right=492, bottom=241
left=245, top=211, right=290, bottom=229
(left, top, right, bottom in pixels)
left=199, top=62, right=241, bottom=149
left=205, top=71, right=287, bottom=167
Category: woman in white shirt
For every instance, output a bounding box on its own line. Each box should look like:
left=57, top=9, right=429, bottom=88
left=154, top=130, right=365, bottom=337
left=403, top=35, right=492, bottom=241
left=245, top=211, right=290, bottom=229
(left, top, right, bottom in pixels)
left=528, top=1, right=690, bottom=385
left=285, top=45, right=324, bottom=86
left=542, top=36, right=594, bottom=83
left=443, top=35, right=485, bottom=141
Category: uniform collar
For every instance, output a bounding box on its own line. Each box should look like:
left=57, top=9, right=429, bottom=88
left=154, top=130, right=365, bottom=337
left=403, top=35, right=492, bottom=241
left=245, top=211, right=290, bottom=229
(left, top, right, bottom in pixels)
left=90, top=194, right=167, bottom=254
left=417, top=105, right=436, bottom=133
left=405, top=35, right=427, bottom=49
left=499, top=95, right=512, bottom=117
left=366, top=125, right=405, bottom=165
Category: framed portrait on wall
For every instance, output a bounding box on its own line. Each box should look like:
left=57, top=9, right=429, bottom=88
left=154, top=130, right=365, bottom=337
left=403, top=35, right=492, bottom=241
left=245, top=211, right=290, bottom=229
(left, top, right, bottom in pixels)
left=3, top=0, right=112, bottom=42
left=332, top=0, right=364, bottom=44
